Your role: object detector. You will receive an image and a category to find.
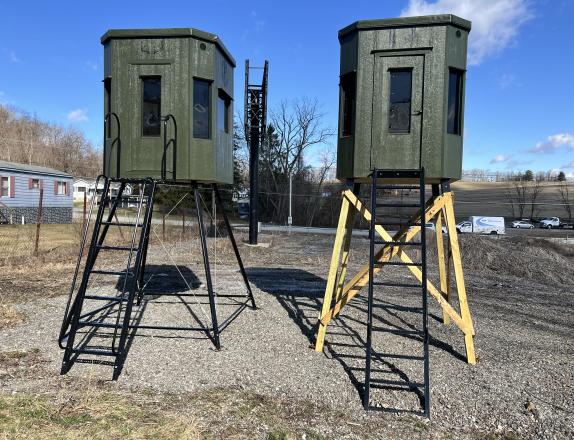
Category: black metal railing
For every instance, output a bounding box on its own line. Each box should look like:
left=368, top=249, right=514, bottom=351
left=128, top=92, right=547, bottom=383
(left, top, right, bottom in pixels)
left=161, top=114, right=177, bottom=181
left=104, top=112, right=121, bottom=178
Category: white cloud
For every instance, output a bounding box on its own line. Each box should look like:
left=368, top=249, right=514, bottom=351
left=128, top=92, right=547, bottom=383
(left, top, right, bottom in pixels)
left=490, top=154, right=511, bottom=164
left=561, top=161, right=574, bottom=170
left=67, top=109, right=89, bottom=123
left=527, top=133, right=574, bottom=154
left=401, top=0, right=532, bottom=65
left=85, top=60, right=98, bottom=71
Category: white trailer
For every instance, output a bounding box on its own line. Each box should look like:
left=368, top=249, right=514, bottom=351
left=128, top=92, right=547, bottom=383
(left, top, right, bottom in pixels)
left=456, top=216, right=505, bottom=235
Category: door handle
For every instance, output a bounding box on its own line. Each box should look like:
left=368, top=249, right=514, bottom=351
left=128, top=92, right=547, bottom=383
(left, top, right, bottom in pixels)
left=412, top=110, right=422, bottom=116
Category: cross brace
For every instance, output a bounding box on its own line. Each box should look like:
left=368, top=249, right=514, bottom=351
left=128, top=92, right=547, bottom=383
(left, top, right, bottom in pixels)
left=315, top=188, right=476, bottom=364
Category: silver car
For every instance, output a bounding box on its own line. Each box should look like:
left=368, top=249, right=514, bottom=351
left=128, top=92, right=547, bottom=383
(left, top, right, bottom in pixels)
left=511, top=220, right=534, bottom=229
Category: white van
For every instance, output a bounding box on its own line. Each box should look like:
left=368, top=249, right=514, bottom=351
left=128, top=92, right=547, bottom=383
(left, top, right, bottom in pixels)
left=456, top=216, right=505, bottom=235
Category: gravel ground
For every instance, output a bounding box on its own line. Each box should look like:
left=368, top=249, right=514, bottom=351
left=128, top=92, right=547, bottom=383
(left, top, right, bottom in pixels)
left=1, top=232, right=573, bottom=439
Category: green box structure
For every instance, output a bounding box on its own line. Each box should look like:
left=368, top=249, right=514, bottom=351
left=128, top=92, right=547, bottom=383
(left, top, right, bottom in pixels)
left=337, top=15, right=471, bottom=182
left=101, top=28, right=235, bottom=184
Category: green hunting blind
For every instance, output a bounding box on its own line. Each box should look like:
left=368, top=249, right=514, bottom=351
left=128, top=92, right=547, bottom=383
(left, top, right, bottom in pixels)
left=101, top=28, right=235, bottom=183
left=336, top=15, right=471, bottom=182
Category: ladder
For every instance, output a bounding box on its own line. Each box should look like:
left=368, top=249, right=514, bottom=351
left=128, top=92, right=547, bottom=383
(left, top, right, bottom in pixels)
left=59, top=176, right=155, bottom=379
left=364, top=168, right=430, bottom=417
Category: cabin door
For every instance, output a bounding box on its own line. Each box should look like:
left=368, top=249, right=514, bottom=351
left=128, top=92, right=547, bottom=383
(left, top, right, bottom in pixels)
left=371, top=55, right=424, bottom=170
left=128, top=63, right=174, bottom=179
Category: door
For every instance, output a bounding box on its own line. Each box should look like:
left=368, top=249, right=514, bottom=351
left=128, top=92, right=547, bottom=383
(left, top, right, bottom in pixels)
left=371, top=55, right=424, bottom=170
left=128, top=63, right=174, bottom=178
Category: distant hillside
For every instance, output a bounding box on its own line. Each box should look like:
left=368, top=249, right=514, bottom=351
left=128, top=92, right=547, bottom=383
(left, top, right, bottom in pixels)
left=0, top=104, right=100, bottom=177
left=451, top=181, right=573, bottom=221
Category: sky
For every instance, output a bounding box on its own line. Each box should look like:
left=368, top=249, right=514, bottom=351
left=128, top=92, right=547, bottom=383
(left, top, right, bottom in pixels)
left=0, top=0, right=573, bottom=175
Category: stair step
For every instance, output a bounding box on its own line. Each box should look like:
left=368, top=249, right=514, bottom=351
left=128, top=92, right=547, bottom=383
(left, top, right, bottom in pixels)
left=371, top=327, right=423, bottom=336
left=370, top=379, right=425, bottom=388
left=373, top=240, right=422, bottom=246
left=372, top=281, right=422, bottom=288
left=71, top=347, right=116, bottom=357
left=78, top=320, right=123, bottom=329
left=91, top=269, right=134, bottom=276
left=374, top=352, right=425, bottom=361
left=83, top=295, right=125, bottom=301
left=96, top=245, right=136, bottom=251
left=101, top=221, right=143, bottom=227
left=374, top=261, right=422, bottom=267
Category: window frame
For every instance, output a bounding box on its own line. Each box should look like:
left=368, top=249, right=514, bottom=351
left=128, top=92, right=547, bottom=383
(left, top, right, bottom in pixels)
left=193, top=78, right=212, bottom=140
left=387, top=68, right=413, bottom=135
left=217, top=88, right=231, bottom=134
left=56, top=180, right=66, bottom=196
left=141, top=76, right=162, bottom=138
left=340, top=71, right=357, bottom=137
left=0, top=176, right=9, bottom=198
left=31, top=178, right=40, bottom=189
left=447, top=68, right=464, bottom=136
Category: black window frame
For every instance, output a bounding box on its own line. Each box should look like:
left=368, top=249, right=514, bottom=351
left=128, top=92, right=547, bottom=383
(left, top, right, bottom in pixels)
left=217, top=88, right=231, bottom=134
left=141, top=76, right=162, bottom=138
left=340, top=71, right=357, bottom=137
left=447, top=68, right=464, bottom=135
left=388, top=68, right=413, bottom=134
left=193, top=78, right=212, bottom=140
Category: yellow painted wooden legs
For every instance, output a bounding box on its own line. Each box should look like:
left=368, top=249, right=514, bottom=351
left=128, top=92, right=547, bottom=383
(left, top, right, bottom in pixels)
left=314, top=188, right=476, bottom=364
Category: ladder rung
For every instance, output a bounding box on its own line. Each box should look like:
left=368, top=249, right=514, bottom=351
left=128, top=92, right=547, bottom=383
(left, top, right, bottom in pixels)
left=371, top=327, right=423, bottom=336
left=75, top=358, right=115, bottom=366
left=91, top=269, right=134, bottom=276
left=374, top=261, right=422, bottom=267
left=376, top=221, right=422, bottom=227
left=96, top=245, right=136, bottom=251
left=372, top=281, right=422, bottom=288
left=376, top=203, right=422, bottom=208
left=373, top=303, right=424, bottom=313
left=71, top=347, right=116, bottom=357
left=78, top=320, right=123, bottom=329
left=101, top=221, right=143, bottom=227
left=373, top=240, right=422, bottom=246
left=83, top=295, right=125, bottom=301
left=375, top=352, right=425, bottom=361
left=370, top=379, right=425, bottom=388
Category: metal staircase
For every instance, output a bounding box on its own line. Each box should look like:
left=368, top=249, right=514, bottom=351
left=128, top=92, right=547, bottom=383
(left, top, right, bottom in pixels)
left=364, top=168, right=430, bottom=416
left=59, top=176, right=155, bottom=379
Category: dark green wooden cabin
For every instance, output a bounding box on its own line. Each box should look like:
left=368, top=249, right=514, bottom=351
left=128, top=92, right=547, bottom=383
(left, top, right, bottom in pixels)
left=101, top=28, right=235, bottom=184
left=337, top=15, right=471, bottom=182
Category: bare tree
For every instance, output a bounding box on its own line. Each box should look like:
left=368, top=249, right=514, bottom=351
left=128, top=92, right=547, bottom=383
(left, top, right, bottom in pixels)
left=528, top=178, right=544, bottom=219
left=558, top=182, right=573, bottom=221
left=505, top=179, right=528, bottom=218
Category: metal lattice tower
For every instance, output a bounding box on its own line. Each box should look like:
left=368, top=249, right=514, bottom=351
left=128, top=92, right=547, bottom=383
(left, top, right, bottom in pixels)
left=244, top=60, right=268, bottom=245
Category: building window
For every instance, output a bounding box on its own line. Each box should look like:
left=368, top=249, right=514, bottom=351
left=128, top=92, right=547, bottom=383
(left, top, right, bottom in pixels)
left=1, top=177, right=9, bottom=197
left=340, top=72, right=356, bottom=137
left=141, top=77, right=161, bottom=137
left=104, top=77, right=112, bottom=137
left=77, top=186, right=86, bottom=193
left=193, top=79, right=211, bottom=139
left=447, top=69, right=463, bottom=135
left=217, top=89, right=231, bottom=133
left=388, top=69, right=412, bottom=134
left=31, top=179, right=40, bottom=189
left=57, top=181, right=66, bottom=195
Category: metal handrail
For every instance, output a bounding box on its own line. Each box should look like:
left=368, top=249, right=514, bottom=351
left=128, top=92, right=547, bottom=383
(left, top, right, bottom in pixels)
left=104, top=112, right=121, bottom=178
left=161, top=114, right=177, bottom=181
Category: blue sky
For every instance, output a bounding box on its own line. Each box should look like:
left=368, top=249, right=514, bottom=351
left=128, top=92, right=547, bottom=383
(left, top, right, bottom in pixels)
left=0, top=0, right=573, bottom=175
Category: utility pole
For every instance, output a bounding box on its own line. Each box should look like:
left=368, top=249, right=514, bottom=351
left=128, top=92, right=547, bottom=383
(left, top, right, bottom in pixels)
left=244, top=59, right=268, bottom=245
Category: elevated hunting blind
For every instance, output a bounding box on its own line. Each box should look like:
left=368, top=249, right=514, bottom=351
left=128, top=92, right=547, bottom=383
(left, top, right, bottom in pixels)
left=101, top=28, right=235, bottom=183
left=336, top=15, right=471, bottom=182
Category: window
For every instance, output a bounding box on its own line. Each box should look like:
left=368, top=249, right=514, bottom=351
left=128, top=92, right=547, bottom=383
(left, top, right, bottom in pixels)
left=388, top=69, right=412, bottom=133
left=141, top=77, right=161, bottom=136
left=340, top=72, right=356, bottom=137
left=193, top=79, right=211, bottom=139
left=77, top=186, right=86, bottom=193
left=217, top=89, right=231, bottom=133
left=104, top=77, right=112, bottom=137
left=31, top=179, right=40, bottom=189
left=56, top=181, right=66, bottom=195
left=1, top=177, right=9, bottom=197
left=447, top=69, right=463, bottom=135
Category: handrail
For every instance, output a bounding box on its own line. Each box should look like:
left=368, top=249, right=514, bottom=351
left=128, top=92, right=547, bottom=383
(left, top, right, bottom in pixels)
left=161, top=114, right=177, bottom=181
left=104, top=112, right=121, bottom=178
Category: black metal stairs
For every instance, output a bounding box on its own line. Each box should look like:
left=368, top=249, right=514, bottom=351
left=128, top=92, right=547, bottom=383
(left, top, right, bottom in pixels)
left=59, top=176, right=155, bottom=379
left=364, top=168, right=430, bottom=417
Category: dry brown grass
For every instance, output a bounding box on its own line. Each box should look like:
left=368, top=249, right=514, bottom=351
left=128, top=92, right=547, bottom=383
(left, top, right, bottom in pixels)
left=0, top=304, right=26, bottom=329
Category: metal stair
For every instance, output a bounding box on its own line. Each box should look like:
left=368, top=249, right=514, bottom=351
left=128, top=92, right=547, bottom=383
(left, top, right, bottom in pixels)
left=364, top=168, right=430, bottom=417
left=59, top=176, right=155, bottom=379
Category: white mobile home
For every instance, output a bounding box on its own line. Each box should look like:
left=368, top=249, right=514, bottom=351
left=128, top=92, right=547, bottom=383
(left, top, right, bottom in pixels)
left=0, top=160, right=73, bottom=224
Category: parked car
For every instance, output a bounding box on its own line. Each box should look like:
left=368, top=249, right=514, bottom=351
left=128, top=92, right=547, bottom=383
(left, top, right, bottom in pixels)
left=511, top=220, right=534, bottom=229
left=425, top=222, right=448, bottom=234
left=538, top=217, right=574, bottom=229
left=457, top=216, right=505, bottom=235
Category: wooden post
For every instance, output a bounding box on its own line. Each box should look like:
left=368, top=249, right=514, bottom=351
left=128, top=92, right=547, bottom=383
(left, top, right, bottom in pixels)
left=435, top=209, right=449, bottom=324
left=34, top=188, right=44, bottom=255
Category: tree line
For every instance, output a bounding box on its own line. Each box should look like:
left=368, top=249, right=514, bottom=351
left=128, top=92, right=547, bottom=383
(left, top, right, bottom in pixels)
left=0, top=104, right=100, bottom=177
